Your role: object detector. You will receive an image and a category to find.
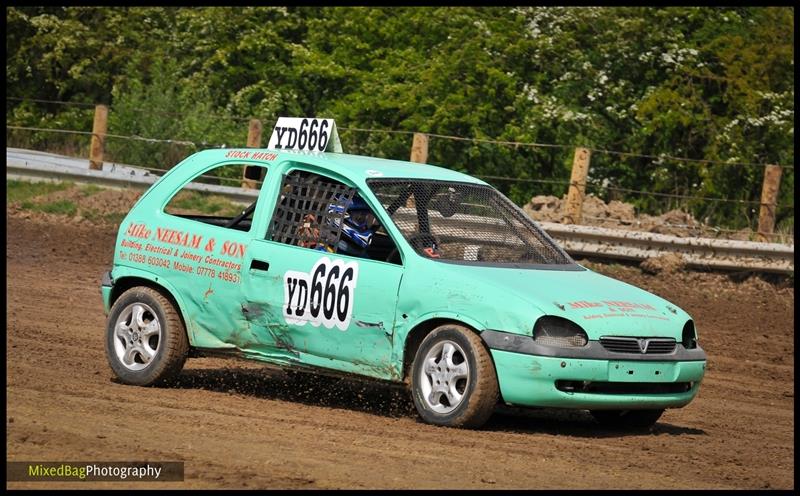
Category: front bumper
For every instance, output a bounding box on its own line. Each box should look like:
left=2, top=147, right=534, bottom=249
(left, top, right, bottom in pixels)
left=483, top=330, right=706, bottom=410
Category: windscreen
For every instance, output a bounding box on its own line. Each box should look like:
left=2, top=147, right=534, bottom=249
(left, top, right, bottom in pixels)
left=367, top=179, right=575, bottom=266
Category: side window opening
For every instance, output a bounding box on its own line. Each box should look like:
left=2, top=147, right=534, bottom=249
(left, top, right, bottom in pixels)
left=269, top=169, right=400, bottom=264
left=163, top=163, right=267, bottom=232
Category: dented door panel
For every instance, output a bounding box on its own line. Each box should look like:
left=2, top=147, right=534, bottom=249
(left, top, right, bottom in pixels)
left=241, top=240, right=402, bottom=380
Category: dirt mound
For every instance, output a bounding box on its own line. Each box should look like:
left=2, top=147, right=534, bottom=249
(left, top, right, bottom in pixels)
left=522, top=194, right=775, bottom=242
left=524, top=194, right=643, bottom=228
left=72, top=187, right=144, bottom=215
left=523, top=195, right=562, bottom=222
left=7, top=184, right=143, bottom=227
left=640, top=253, right=687, bottom=275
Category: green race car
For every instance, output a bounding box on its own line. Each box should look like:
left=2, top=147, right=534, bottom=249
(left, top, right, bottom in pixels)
left=102, top=146, right=706, bottom=429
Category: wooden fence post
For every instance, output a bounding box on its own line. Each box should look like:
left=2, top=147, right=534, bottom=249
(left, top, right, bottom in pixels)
left=89, top=104, right=108, bottom=170
left=757, top=164, right=782, bottom=242
left=410, top=133, right=429, bottom=164
left=242, top=118, right=263, bottom=189
left=563, top=147, right=591, bottom=224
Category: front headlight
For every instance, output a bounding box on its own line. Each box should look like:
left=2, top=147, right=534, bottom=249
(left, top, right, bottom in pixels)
left=682, top=320, right=698, bottom=349
left=533, top=316, right=588, bottom=347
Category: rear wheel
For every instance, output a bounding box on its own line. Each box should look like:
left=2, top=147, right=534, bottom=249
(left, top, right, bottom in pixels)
left=105, top=286, right=189, bottom=386
left=590, top=408, right=665, bottom=429
left=410, top=324, right=498, bottom=428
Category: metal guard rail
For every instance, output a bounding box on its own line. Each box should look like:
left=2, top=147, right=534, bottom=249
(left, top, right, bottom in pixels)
left=7, top=151, right=793, bottom=274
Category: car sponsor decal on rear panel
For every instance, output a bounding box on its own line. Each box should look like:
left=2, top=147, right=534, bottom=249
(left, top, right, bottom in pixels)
left=283, top=257, right=359, bottom=331
left=118, top=222, right=246, bottom=284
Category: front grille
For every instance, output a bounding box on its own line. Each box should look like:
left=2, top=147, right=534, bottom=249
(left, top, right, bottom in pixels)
left=556, top=380, right=693, bottom=395
left=600, top=336, right=677, bottom=354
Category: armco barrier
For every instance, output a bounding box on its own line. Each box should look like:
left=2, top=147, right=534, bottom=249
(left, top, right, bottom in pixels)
left=7, top=148, right=793, bottom=274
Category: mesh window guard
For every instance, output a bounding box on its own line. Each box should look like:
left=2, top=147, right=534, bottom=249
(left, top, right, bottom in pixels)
left=367, top=179, right=574, bottom=266
left=269, top=170, right=357, bottom=252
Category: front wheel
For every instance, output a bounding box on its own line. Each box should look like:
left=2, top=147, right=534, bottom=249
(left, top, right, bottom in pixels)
left=590, top=409, right=665, bottom=429
left=410, top=324, right=499, bottom=428
left=105, top=286, right=189, bottom=386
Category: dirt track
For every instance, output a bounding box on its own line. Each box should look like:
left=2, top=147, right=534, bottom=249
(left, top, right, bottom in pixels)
left=6, top=213, right=794, bottom=489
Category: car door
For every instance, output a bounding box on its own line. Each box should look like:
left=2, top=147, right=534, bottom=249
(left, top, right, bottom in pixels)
left=153, top=160, right=294, bottom=358
left=241, top=164, right=404, bottom=380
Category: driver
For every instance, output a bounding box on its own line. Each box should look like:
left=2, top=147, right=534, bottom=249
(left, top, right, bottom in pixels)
left=296, top=213, right=324, bottom=249
left=323, top=194, right=379, bottom=258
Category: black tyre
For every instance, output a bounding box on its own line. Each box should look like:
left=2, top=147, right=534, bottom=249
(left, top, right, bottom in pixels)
left=105, top=286, right=189, bottom=386
left=590, top=408, right=665, bottom=429
left=410, top=324, right=499, bottom=428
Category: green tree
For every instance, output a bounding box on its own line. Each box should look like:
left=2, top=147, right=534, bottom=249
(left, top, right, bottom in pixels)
left=6, top=6, right=794, bottom=231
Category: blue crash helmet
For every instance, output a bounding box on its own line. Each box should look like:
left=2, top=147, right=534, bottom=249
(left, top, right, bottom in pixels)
left=325, top=195, right=377, bottom=255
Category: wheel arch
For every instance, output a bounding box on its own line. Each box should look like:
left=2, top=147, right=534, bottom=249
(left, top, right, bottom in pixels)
left=400, top=315, right=495, bottom=384
left=109, top=275, right=191, bottom=343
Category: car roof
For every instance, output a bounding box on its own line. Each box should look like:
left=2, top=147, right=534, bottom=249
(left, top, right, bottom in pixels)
left=195, top=148, right=488, bottom=185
